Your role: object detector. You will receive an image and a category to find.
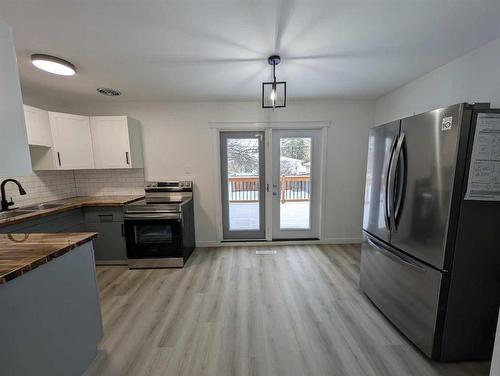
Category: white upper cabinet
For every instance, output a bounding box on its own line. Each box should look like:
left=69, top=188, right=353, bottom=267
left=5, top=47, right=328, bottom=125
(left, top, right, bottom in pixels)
left=24, top=105, right=52, bottom=147
left=49, top=112, right=95, bottom=169
left=90, top=116, right=143, bottom=169
left=26, top=108, right=144, bottom=171
left=0, top=22, right=32, bottom=176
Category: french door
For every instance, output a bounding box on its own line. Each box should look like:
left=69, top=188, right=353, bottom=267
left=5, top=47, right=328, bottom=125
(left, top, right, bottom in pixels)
left=271, top=129, right=322, bottom=239
left=220, top=131, right=266, bottom=240
left=220, top=129, right=323, bottom=241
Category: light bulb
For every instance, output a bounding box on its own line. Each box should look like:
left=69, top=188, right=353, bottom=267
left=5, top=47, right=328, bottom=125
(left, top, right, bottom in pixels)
left=270, top=89, right=276, bottom=102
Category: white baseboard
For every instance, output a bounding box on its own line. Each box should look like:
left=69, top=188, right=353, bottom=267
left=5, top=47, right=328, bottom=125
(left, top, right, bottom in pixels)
left=195, top=237, right=362, bottom=248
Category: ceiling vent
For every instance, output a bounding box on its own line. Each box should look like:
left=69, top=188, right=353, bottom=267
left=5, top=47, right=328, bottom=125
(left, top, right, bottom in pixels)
left=96, top=87, right=122, bottom=96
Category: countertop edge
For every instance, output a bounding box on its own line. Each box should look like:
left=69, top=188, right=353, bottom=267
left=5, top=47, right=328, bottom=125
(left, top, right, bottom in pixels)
left=0, top=196, right=144, bottom=228
left=0, top=232, right=98, bottom=285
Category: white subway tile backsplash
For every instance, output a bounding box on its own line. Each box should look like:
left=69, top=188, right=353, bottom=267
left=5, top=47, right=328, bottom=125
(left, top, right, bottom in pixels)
left=0, top=171, right=76, bottom=207
left=0, top=169, right=145, bottom=208
left=74, top=169, right=145, bottom=196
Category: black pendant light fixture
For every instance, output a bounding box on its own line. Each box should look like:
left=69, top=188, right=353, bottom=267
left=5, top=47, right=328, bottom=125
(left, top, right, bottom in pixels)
left=262, top=55, right=286, bottom=108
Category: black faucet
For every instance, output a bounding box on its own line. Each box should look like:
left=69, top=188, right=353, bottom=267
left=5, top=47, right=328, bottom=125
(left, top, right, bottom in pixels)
left=0, top=179, right=27, bottom=212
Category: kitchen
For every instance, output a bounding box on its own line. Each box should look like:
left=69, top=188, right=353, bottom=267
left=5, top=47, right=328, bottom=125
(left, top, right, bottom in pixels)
left=1, top=1, right=500, bottom=375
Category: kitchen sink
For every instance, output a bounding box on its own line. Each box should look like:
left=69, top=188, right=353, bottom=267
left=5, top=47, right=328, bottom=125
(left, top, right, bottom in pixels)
left=0, top=210, right=38, bottom=220
left=18, top=203, right=65, bottom=211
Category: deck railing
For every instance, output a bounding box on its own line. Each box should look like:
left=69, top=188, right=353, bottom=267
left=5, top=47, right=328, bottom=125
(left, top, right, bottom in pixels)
left=228, top=175, right=310, bottom=203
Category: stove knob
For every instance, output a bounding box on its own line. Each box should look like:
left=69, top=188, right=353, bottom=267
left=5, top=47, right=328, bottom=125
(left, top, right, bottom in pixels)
left=179, top=182, right=184, bottom=188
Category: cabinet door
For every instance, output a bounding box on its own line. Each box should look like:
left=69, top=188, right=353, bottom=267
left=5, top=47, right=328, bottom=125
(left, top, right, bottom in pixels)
left=24, top=105, right=52, bottom=147
left=90, top=116, right=131, bottom=168
left=86, top=222, right=127, bottom=262
left=49, top=112, right=94, bottom=169
left=0, top=22, right=32, bottom=176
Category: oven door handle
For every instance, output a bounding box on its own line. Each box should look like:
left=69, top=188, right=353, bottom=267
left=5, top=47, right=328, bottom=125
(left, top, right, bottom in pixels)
left=124, top=213, right=181, bottom=220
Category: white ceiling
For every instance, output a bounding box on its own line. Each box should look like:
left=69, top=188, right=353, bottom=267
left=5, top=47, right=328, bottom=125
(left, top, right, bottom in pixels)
left=2, top=0, right=500, bottom=103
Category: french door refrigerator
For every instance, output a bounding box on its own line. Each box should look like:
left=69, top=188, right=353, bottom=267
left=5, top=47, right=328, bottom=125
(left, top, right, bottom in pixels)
left=361, top=103, right=500, bottom=361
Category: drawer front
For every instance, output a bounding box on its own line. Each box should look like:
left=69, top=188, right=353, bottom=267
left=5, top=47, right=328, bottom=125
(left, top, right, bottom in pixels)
left=360, top=232, right=443, bottom=357
left=84, top=207, right=124, bottom=223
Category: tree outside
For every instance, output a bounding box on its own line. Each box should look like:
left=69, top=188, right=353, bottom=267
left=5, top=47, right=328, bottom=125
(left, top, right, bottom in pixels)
left=280, top=137, right=311, bottom=176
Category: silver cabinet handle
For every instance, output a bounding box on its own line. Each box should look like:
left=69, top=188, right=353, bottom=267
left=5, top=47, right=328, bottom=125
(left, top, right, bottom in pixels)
left=124, top=213, right=181, bottom=220
left=57, top=152, right=62, bottom=167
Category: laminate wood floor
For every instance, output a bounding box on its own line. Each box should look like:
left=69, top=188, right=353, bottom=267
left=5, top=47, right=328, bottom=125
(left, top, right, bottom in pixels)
left=84, top=245, right=491, bottom=376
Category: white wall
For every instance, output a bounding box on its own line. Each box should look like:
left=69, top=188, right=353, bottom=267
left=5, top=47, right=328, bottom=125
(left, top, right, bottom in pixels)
left=375, top=36, right=500, bottom=125
left=22, top=98, right=375, bottom=245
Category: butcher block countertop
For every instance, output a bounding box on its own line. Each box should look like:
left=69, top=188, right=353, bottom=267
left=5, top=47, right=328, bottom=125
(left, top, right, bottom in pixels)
left=0, top=195, right=143, bottom=228
left=0, top=232, right=98, bottom=284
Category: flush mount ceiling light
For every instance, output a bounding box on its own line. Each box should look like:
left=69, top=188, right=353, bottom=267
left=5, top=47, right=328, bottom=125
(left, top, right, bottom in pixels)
left=30, top=54, right=76, bottom=76
left=96, top=87, right=122, bottom=96
left=262, top=55, right=286, bottom=109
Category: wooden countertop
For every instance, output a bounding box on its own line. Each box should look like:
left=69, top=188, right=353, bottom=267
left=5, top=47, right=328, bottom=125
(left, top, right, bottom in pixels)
left=0, top=195, right=143, bottom=228
left=0, top=232, right=98, bottom=284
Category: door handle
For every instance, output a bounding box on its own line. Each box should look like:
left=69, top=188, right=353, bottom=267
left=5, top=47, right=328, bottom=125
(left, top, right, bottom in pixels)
left=125, top=152, right=130, bottom=165
left=387, top=133, right=405, bottom=231
left=57, top=152, right=62, bottom=167
left=367, top=235, right=425, bottom=273
left=384, top=136, right=398, bottom=231
left=394, top=140, right=406, bottom=224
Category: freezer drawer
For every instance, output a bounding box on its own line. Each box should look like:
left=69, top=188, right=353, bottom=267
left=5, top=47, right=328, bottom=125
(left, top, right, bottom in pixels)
left=360, top=232, right=443, bottom=357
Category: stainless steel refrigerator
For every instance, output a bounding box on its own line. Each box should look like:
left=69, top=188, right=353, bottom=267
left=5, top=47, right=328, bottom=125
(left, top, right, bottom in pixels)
left=361, top=103, right=500, bottom=361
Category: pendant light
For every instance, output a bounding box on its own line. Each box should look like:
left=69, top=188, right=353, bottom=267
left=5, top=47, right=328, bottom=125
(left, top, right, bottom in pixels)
left=262, top=55, right=286, bottom=108
left=31, top=54, right=76, bottom=76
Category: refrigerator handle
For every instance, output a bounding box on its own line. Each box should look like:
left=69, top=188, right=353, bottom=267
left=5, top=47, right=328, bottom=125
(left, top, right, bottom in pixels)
left=384, top=136, right=398, bottom=231
left=367, top=235, right=425, bottom=273
left=388, top=133, right=405, bottom=231
left=394, top=137, right=406, bottom=224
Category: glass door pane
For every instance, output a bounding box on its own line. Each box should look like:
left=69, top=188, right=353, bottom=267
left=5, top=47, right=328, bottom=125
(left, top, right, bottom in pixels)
left=220, top=131, right=265, bottom=240
left=279, top=137, right=312, bottom=229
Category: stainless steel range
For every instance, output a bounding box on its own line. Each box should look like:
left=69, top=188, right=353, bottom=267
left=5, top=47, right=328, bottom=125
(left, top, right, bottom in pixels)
left=123, top=181, right=195, bottom=268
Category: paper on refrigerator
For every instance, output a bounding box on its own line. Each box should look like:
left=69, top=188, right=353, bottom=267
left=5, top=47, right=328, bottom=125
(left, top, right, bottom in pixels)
left=465, top=113, right=500, bottom=201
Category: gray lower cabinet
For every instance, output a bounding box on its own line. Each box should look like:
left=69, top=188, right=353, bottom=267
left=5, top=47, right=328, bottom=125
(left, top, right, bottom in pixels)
left=0, top=206, right=128, bottom=265
left=0, top=242, right=103, bottom=376
left=0, top=209, right=86, bottom=233
left=86, top=221, right=126, bottom=263
left=84, top=207, right=127, bottom=264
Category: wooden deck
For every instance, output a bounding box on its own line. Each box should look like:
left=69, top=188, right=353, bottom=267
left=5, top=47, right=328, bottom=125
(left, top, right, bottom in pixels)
left=229, top=201, right=310, bottom=230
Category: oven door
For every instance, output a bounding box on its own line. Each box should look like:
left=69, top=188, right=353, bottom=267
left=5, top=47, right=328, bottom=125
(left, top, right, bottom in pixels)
left=124, top=213, right=182, bottom=259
